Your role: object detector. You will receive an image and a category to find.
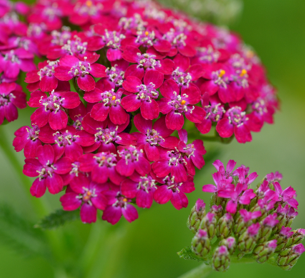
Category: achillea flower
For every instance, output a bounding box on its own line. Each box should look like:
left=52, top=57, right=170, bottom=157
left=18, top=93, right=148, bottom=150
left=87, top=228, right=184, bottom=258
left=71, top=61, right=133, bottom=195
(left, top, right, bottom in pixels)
left=0, top=82, right=26, bottom=124
left=23, top=145, right=72, bottom=197
left=182, top=159, right=305, bottom=272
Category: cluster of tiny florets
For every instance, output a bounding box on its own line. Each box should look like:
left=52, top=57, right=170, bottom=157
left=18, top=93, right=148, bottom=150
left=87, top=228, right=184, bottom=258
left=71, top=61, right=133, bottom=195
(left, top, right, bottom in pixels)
left=186, top=160, right=304, bottom=271
left=1, top=0, right=278, bottom=224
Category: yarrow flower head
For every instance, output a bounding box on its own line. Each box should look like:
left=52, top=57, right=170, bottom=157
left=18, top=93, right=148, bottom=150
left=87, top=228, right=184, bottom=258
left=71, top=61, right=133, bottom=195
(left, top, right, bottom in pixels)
left=181, top=160, right=304, bottom=272
left=5, top=0, right=279, bottom=227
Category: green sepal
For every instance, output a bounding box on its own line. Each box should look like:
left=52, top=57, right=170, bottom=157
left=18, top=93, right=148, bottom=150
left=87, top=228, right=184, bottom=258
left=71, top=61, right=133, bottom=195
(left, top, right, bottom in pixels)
left=177, top=247, right=208, bottom=262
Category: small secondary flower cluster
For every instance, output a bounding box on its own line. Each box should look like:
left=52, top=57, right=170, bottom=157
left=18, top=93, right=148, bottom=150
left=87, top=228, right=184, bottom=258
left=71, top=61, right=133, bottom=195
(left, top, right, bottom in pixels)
left=5, top=0, right=278, bottom=225
left=186, top=160, right=305, bottom=271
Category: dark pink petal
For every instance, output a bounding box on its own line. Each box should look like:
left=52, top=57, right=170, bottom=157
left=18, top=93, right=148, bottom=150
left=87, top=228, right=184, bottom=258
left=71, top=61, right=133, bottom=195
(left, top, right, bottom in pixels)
left=144, top=70, right=164, bottom=89
left=54, top=157, right=72, bottom=174
left=179, top=45, right=196, bottom=57
left=152, top=160, right=171, bottom=178
left=171, top=192, right=188, bottom=210
left=174, top=54, right=190, bottom=71
left=30, top=179, right=46, bottom=198
left=188, top=64, right=203, bottom=80
left=59, top=55, right=79, bottom=67
left=178, top=129, right=188, bottom=144
left=23, top=158, right=41, bottom=177
left=160, top=79, right=179, bottom=99
left=136, top=191, right=154, bottom=208
left=46, top=174, right=63, bottom=194
left=160, top=136, right=179, bottom=149
left=134, top=157, right=151, bottom=175
left=216, top=118, right=234, bottom=138
left=166, top=111, right=184, bottom=130
left=141, top=100, right=159, bottom=120
left=56, top=92, right=80, bottom=109
left=77, top=75, right=96, bottom=91
left=40, top=76, right=58, bottom=92
left=28, top=91, right=46, bottom=107
left=90, top=64, right=107, bottom=78
left=121, top=95, right=141, bottom=112
left=234, top=125, right=252, bottom=144
left=133, top=114, right=152, bottom=134
left=70, top=174, right=89, bottom=194
left=79, top=153, right=95, bottom=172
left=123, top=76, right=142, bottom=92
left=122, top=46, right=140, bottom=63
left=60, top=193, right=82, bottom=210
left=102, top=206, right=122, bottom=225
left=195, top=119, right=211, bottom=134
left=158, top=98, right=172, bottom=114
left=107, top=48, right=122, bottom=61
left=4, top=103, right=18, bottom=122
left=154, top=186, right=172, bottom=204
left=124, top=64, right=144, bottom=80
left=154, top=116, right=173, bottom=137
left=154, top=39, right=171, bottom=52
left=65, top=144, right=83, bottom=160
left=171, top=165, right=188, bottom=182
left=116, top=159, right=135, bottom=176
left=109, top=105, right=129, bottom=125
left=54, top=67, right=72, bottom=81
left=80, top=203, right=97, bottom=224
left=121, top=180, right=138, bottom=198
left=144, top=144, right=159, bottom=162
left=92, top=194, right=108, bottom=210
left=159, top=59, right=175, bottom=75
left=107, top=167, right=124, bottom=185
left=25, top=71, right=40, bottom=83
left=37, top=144, right=54, bottom=165
left=185, top=106, right=205, bottom=123
left=226, top=200, right=237, bottom=214
left=122, top=204, right=138, bottom=222
left=90, top=103, right=109, bottom=122
left=92, top=166, right=108, bottom=184
left=49, top=110, right=68, bottom=130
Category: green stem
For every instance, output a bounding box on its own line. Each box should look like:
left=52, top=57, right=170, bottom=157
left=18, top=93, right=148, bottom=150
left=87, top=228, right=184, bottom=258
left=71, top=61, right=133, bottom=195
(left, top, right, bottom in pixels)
left=0, top=127, right=49, bottom=216
left=178, top=264, right=212, bottom=278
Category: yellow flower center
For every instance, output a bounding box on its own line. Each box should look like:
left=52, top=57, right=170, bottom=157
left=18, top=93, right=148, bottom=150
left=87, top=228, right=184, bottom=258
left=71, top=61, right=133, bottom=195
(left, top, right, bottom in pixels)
left=219, top=70, right=226, bottom=78
left=181, top=100, right=186, bottom=105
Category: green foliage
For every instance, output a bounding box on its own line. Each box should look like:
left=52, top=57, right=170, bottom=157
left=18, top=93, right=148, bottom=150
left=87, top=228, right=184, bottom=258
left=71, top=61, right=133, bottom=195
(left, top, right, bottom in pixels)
left=0, top=203, right=49, bottom=258
left=35, top=209, right=80, bottom=230
left=178, top=247, right=207, bottom=262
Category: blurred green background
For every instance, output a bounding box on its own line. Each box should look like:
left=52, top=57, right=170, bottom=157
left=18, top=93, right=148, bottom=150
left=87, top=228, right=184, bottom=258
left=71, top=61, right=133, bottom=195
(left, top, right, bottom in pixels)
left=0, top=0, right=305, bottom=277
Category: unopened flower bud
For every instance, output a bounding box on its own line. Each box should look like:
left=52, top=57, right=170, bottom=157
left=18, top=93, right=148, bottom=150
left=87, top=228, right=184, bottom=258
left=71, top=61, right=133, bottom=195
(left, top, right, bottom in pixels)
left=274, top=226, right=294, bottom=252
left=253, top=239, right=277, bottom=263
left=274, top=204, right=290, bottom=233
left=199, top=212, right=217, bottom=239
left=217, top=213, right=233, bottom=238
left=187, top=199, right=206, bottom=233
left=191, top=229, right=211, bottom=258
left=292, top=229, right=305, bottom=245
left=258, top=213, right=279, bottom=243
left=277, top=244, right=305, bottom=270
left=234, top=209, right=261, bottom=237
left=237, top=223, right=260, bottom=257
left=211, top=205, right=223, bottom=220
left=212, top=245, right=230, bottom=272
left=219, top=237, right=236, bottom=254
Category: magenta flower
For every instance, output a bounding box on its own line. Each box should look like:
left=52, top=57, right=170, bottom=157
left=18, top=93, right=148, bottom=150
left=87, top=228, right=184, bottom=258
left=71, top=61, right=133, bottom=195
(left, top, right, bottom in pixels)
left=177, top=129, right=206, bottom=175
left=55, top=55, right=106, bottom=91
left=132, top=114, right=178, bottom=161
left=273, top=181, right=298, bottom=209
left=216, top=106, right=252, bottom=143
left=39, top=125, right=95, bottom=161
left=239, top=209, right=262, bottom=223
left=84, top=83, right=129, bottom=125
left=81, top=114, right=135, bottom=153
left=79, top=152, right=123, bottom=186
left=28, top=90, right=80, bottom=130
left=168, top=54, right=203, bottom=89
left=0, top=49, right=36, bottom=79
left=60, top=174, right=108, bottom=224
left=159, top=79, right=204, bottom=130
left=247, top=223, right=261, bottom=236
left=116, top=145, right=151, bottom=177
left=23, top=145, right=72, bottom=197
left=121, top=70, right=164, bottom=120
left=202, top=171, right=234, bottom=194
left=218, top=183, right=256, bottom=214
left=152, top=147, right=189, bottom=182
left=0, top=82, right=26, bottom=124
left=195, top=94, right=225, bottom=134
left=262, top=213, right=279, bottom=228
left=13, top=125, right=41, bottom=158
left=154, top=176, right=195, bottom=210
left=121, top=173, right=157, bottom=208
left=25, top=60, right=60, bottom=92
left=266, top=171, right=283, bottom=183
left=102, top=190, right=138, bottom=225
left=280, top=226, right=294, bottom=238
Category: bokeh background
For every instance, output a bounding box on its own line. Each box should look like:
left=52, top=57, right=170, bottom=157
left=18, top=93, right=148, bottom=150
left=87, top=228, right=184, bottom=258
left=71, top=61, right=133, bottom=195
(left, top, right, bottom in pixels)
left=0, top=0, right=305, bottom=277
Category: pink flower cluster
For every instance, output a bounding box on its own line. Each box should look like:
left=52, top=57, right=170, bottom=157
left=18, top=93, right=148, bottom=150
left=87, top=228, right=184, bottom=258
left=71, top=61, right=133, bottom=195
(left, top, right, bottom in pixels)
left=5, top=0, right=278, bottom=225
left=186, top=160, right=305, bottom=271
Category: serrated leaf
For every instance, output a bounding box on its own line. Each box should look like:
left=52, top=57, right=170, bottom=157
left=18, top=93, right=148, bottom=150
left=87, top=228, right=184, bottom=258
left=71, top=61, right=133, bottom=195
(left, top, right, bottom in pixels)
left=36, top=209, right=80, bottom=230
left=0, top=203, right=49, bottom=258
left=177, top=247, right=206, bottom=262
